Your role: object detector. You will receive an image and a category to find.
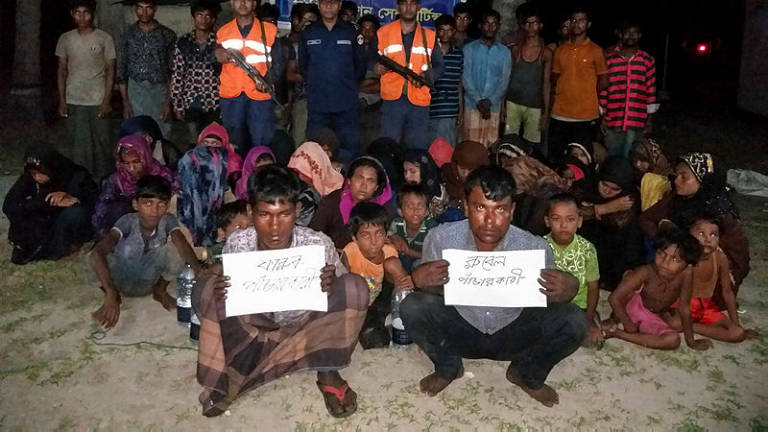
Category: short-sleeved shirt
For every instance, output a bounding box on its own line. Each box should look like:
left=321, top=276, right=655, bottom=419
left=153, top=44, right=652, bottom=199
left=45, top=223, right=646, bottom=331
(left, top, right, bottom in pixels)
left=55, top=29, right=116, bottom=106
left=552, top=38, right=607, bottom=120
left=388, top=216, right=437, bottom=252
left=430, top=44, right=463, bottom=119
left=422, top=220, right=555, bottom=335
left=545, top=233, right=599, bottom=309
left=342, top=241, right=398, bottom=304
left=111, top=212, right=180, bottom=261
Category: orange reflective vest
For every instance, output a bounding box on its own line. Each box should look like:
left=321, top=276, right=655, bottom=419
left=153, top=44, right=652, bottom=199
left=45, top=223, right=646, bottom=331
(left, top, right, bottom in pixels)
left=217, top=18, right=277, bottom=100
left=377, top=20, right=435, bottom=106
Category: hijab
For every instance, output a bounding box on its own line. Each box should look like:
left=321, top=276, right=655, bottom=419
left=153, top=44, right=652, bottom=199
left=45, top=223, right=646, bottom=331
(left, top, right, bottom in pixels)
left=115, top=135, right=174, bottom=197
left=631, top=137, right=671, bottom=175
left=235, top=146, right=276, bottom=200
left=339, top=156, right=393, bottom=223
left=444, top=141, right=489, bottom=200
left=177, top=145, right=229, bottom=247
left=197, top=122, right=242, bottom=177
left=23, top=142, right=79, bottom=190
left=405, top=150, right=441, bottom=198
left=288, top=142, right=344, bottom=197
left=598, top=156, right=635, bottom=195
left=669, top=152, right=735, bottom=223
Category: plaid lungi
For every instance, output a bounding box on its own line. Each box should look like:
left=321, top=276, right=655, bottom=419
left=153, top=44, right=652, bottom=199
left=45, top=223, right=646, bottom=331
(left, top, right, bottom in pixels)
left=463, top=109, right=501, bottom=148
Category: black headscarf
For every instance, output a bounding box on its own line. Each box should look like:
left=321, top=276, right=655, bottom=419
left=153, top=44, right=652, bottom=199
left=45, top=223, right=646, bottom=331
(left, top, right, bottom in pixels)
left=668, top=152, right=736, bottom=225
left=586, top=156, right=634, bottom=203
left=404, top=149, right=441, bottom=198
left=23, top=142, right=80, bottom=192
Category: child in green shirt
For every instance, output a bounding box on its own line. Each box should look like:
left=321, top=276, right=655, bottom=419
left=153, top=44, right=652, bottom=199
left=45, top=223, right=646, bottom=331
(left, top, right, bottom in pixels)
left=544, top=193, right=602, bottom=347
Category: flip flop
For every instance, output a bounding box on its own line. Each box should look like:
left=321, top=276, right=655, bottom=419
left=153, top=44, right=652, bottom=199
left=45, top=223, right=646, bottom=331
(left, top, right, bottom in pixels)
left=316, top=381, right=357, bottom=418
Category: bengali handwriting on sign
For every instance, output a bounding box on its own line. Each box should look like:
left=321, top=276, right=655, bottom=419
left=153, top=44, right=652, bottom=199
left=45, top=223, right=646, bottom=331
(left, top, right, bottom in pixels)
left=443, top=249, right=547, bottom=308
left=223, top=245, right=327, bottom=317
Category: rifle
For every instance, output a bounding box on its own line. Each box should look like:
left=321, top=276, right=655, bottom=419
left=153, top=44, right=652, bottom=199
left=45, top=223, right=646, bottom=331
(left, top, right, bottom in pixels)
left=377, top=54, right=435, bottom=90
left=226, top=48, right=284, bottom=110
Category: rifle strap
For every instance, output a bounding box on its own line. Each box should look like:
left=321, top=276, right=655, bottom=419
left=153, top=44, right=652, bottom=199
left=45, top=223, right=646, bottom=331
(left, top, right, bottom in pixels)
left=421, top=25, right=432, bottom=74
left=259, top=19, right=272, bottom=84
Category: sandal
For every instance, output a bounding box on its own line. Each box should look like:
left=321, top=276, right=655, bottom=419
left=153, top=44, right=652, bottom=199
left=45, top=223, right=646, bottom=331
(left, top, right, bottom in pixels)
left=316, top=380, right=357, bottom=418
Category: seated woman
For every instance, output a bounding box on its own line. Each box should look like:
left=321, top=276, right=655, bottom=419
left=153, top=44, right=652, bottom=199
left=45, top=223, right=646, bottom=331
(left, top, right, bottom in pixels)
left=639, top=152, right=749, bottom=307
left=4, top=143, right=98, bottom=264
left=177, top=124, right=239, bottom=247
left=119, top=115, right=184, bottom=170
left=287, top=141, right=344, bottom=226
left=630, top=137, right=673, bottom=210
left=91, top=135, right=174, bottom=240
left=309, top=156, right=393, bottom=249
left=403, top=149, right=446, bottom=218
left=438, top=140, right=489, bottom=224
left=579, top=157, right=645, bottom=291
left=234, top=146, right=275, bottom=201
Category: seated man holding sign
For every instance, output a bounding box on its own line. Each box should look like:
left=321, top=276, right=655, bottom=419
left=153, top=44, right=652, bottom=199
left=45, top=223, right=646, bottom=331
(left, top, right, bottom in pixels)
left=401, top=166, right=587, bottom=407
left=192, top=166, right=369, bottom=418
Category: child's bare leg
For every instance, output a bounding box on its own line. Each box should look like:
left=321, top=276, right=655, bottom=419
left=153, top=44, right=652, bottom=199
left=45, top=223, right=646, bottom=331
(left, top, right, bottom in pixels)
left=151, top=278, right=175, bottom=311
left=663, top=311, right=683, bottom=332
left=692, top=319, right=745, bottom=343
left=612, top=330, right=680, bottom=350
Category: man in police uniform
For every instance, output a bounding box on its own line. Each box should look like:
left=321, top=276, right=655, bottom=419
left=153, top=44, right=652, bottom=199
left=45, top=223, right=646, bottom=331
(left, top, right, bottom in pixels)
left=299, top=0, right=365, bottom=161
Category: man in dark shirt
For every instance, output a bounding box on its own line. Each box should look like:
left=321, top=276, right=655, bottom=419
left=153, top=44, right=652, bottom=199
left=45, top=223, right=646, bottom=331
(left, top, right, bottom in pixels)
left=299, top=0, right=365, bottom=161
left=402, top=166, right=587, bottom=407
left=117, top=0, right=177, bottom=136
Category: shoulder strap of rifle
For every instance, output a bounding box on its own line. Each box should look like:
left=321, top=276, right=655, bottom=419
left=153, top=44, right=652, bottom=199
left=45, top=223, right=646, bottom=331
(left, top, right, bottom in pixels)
left=259, top=19, right=272, bottom=81
left=421, top=25, right=432, bottom=73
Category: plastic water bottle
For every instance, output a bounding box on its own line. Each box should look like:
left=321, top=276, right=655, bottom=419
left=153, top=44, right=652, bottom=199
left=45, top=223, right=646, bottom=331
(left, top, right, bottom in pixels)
left=176, top=264, right=195, bottom=327
left=190, top=309, right=200, bottom=343
left=391, top=289, right=413, bottom=348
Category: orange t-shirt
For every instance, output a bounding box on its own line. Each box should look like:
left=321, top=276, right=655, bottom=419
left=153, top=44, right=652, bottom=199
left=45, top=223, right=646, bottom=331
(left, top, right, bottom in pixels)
left=552, top=38, right=607, bottom=120
left=343, top=241, right=398, bottom=304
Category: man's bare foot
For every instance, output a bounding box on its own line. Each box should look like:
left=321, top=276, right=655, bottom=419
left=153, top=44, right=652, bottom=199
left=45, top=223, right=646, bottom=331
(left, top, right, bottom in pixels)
left=419, top=373, right=454, bottom=397
left=506, top=365, right=559, bottom=407
left=152, top=291, right=176, bottom=311
left=744, top=329, right=760, bottom=340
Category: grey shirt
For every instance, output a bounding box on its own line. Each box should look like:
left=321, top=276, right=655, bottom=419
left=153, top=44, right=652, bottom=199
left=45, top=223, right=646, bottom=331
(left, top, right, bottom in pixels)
left=421, top=220, right=554, bottom=334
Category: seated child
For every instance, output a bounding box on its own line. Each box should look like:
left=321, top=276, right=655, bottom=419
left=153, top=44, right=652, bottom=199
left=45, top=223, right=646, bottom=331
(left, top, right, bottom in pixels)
left=388, top=184, right=437, bottom=272
left=544, top=193, right=602, bottom=347
left=209, top=200, right=251, bottom=262
left=667, top=214, right=757, bottom=342
left=90, top=175, right=203, bottom=328
left=602, top=228, right=711, bottom=350
left=342, top=202, right=413, bottom=348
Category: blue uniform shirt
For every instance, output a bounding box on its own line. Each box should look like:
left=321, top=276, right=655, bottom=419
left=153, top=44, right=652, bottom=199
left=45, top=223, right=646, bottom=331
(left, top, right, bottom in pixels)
left=299, top=20, right=364, bottom=113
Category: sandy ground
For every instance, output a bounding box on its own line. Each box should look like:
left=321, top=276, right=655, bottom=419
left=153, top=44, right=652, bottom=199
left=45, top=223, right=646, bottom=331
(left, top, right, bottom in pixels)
left=1, top=105, right=768, bottom=431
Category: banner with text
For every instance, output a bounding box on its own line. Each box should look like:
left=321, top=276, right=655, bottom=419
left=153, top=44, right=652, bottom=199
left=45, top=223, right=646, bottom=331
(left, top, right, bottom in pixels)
left=277, top=0, right=460, bottom=29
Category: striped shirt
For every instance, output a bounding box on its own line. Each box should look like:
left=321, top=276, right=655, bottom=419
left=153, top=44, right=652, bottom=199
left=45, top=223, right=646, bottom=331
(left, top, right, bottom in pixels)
left=599, top=47, right=659, bottom=130
left=430, top=44, right=463, bottom=118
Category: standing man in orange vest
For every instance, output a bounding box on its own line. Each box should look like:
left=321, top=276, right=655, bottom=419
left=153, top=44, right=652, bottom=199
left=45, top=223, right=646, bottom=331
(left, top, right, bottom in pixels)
left=215, top=0, right=286, bottom=154
left=375, top=0, right=443, bottom=150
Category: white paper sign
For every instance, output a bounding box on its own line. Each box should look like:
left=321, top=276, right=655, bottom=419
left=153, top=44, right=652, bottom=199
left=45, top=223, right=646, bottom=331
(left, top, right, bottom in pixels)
left=223, top=244, right=328, bottom=317
left=443, top=248, right=547, bottom=308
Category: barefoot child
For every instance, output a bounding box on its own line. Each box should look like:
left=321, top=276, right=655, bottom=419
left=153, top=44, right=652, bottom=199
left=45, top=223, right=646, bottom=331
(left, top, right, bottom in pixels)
left=342, top=202, right=413, bottom=348
left=544, top=193, right=602, bottom=347
left=91, top=175, right=202, bottom=328
left=667, top=214, right=757, bottom=342
left=388, top=184, right=437, bottom=272
left=603, top=228, right=711, bottom=350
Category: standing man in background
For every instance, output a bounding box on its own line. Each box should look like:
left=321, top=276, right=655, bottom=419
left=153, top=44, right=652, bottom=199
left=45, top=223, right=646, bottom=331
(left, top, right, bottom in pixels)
left=429, top=14, right=463, bottom=147
left=118, top=0, right=177, bottom=137
left=300, top=0, right=365, bottom=161
left=56, top=0, right=116, bottom=181
left=216, top=0, right=285, bottom=153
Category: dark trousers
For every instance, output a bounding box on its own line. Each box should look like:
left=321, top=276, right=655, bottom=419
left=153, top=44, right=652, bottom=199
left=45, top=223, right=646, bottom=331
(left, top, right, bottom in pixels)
left=43, top=205, right=92, bottom=260
left=547, top=118, right=594, bottom=164
left=220, top=94, right=275, bottom=155
left=400, top=292, right=587, bottom=389
left=307, top=107, right=359, bottom=162
left=380, top=96, right=430, bottom=150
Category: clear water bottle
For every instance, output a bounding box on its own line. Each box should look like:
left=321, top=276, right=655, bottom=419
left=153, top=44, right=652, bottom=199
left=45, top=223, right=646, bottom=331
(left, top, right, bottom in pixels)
left=176, top=264, right=195, bottom=327
left=190, top=309, right=200, bottom=343
left=391, top=289, right=413, bottom=348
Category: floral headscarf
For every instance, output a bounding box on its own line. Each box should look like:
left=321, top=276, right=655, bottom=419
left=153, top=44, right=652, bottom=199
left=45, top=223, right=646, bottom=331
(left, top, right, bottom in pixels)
left=115, top=135, right=173, bottom=197
left=288, top=142, right=344, bottom=197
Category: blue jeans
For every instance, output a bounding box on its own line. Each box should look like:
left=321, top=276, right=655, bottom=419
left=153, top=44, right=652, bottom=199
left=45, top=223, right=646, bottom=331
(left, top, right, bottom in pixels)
left=604, top=127, right=642, bottom=158
left=220, top=93, right=276, bottom=155
left=401, top=292, right=587, bottom=386
left=380, top=97, right=430, bottom=150
left=307, top=107, right=359, bottom=162
left=429, top=116, right=457, bottom=147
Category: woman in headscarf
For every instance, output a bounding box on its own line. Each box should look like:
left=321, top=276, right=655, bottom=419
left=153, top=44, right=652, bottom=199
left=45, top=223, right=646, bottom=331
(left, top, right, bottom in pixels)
left=640, top=152, right=749, bottom=306
left=366, top=137, right=406, bottom=194
left=494, top=134, right=569, bottom=195
left=309, top=155, right=393, bottom=249
left=91, top=135, right=175, bottom=240
left=235, top=146, right=275, bottom=201
left=287, top=142, right=344, bottom=226
left=176, top=125, right=235, bottom=247
left=579, top=156, right=645, bottom=291
left=438, top=140, right=490, bottom=223
left=630, top=138, right=673, bottom=210
left=119, top=115, right=184, bottom=170
left=3, top=143, right=98, bottom=264
left=403, top=149, right=446, bottom=218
